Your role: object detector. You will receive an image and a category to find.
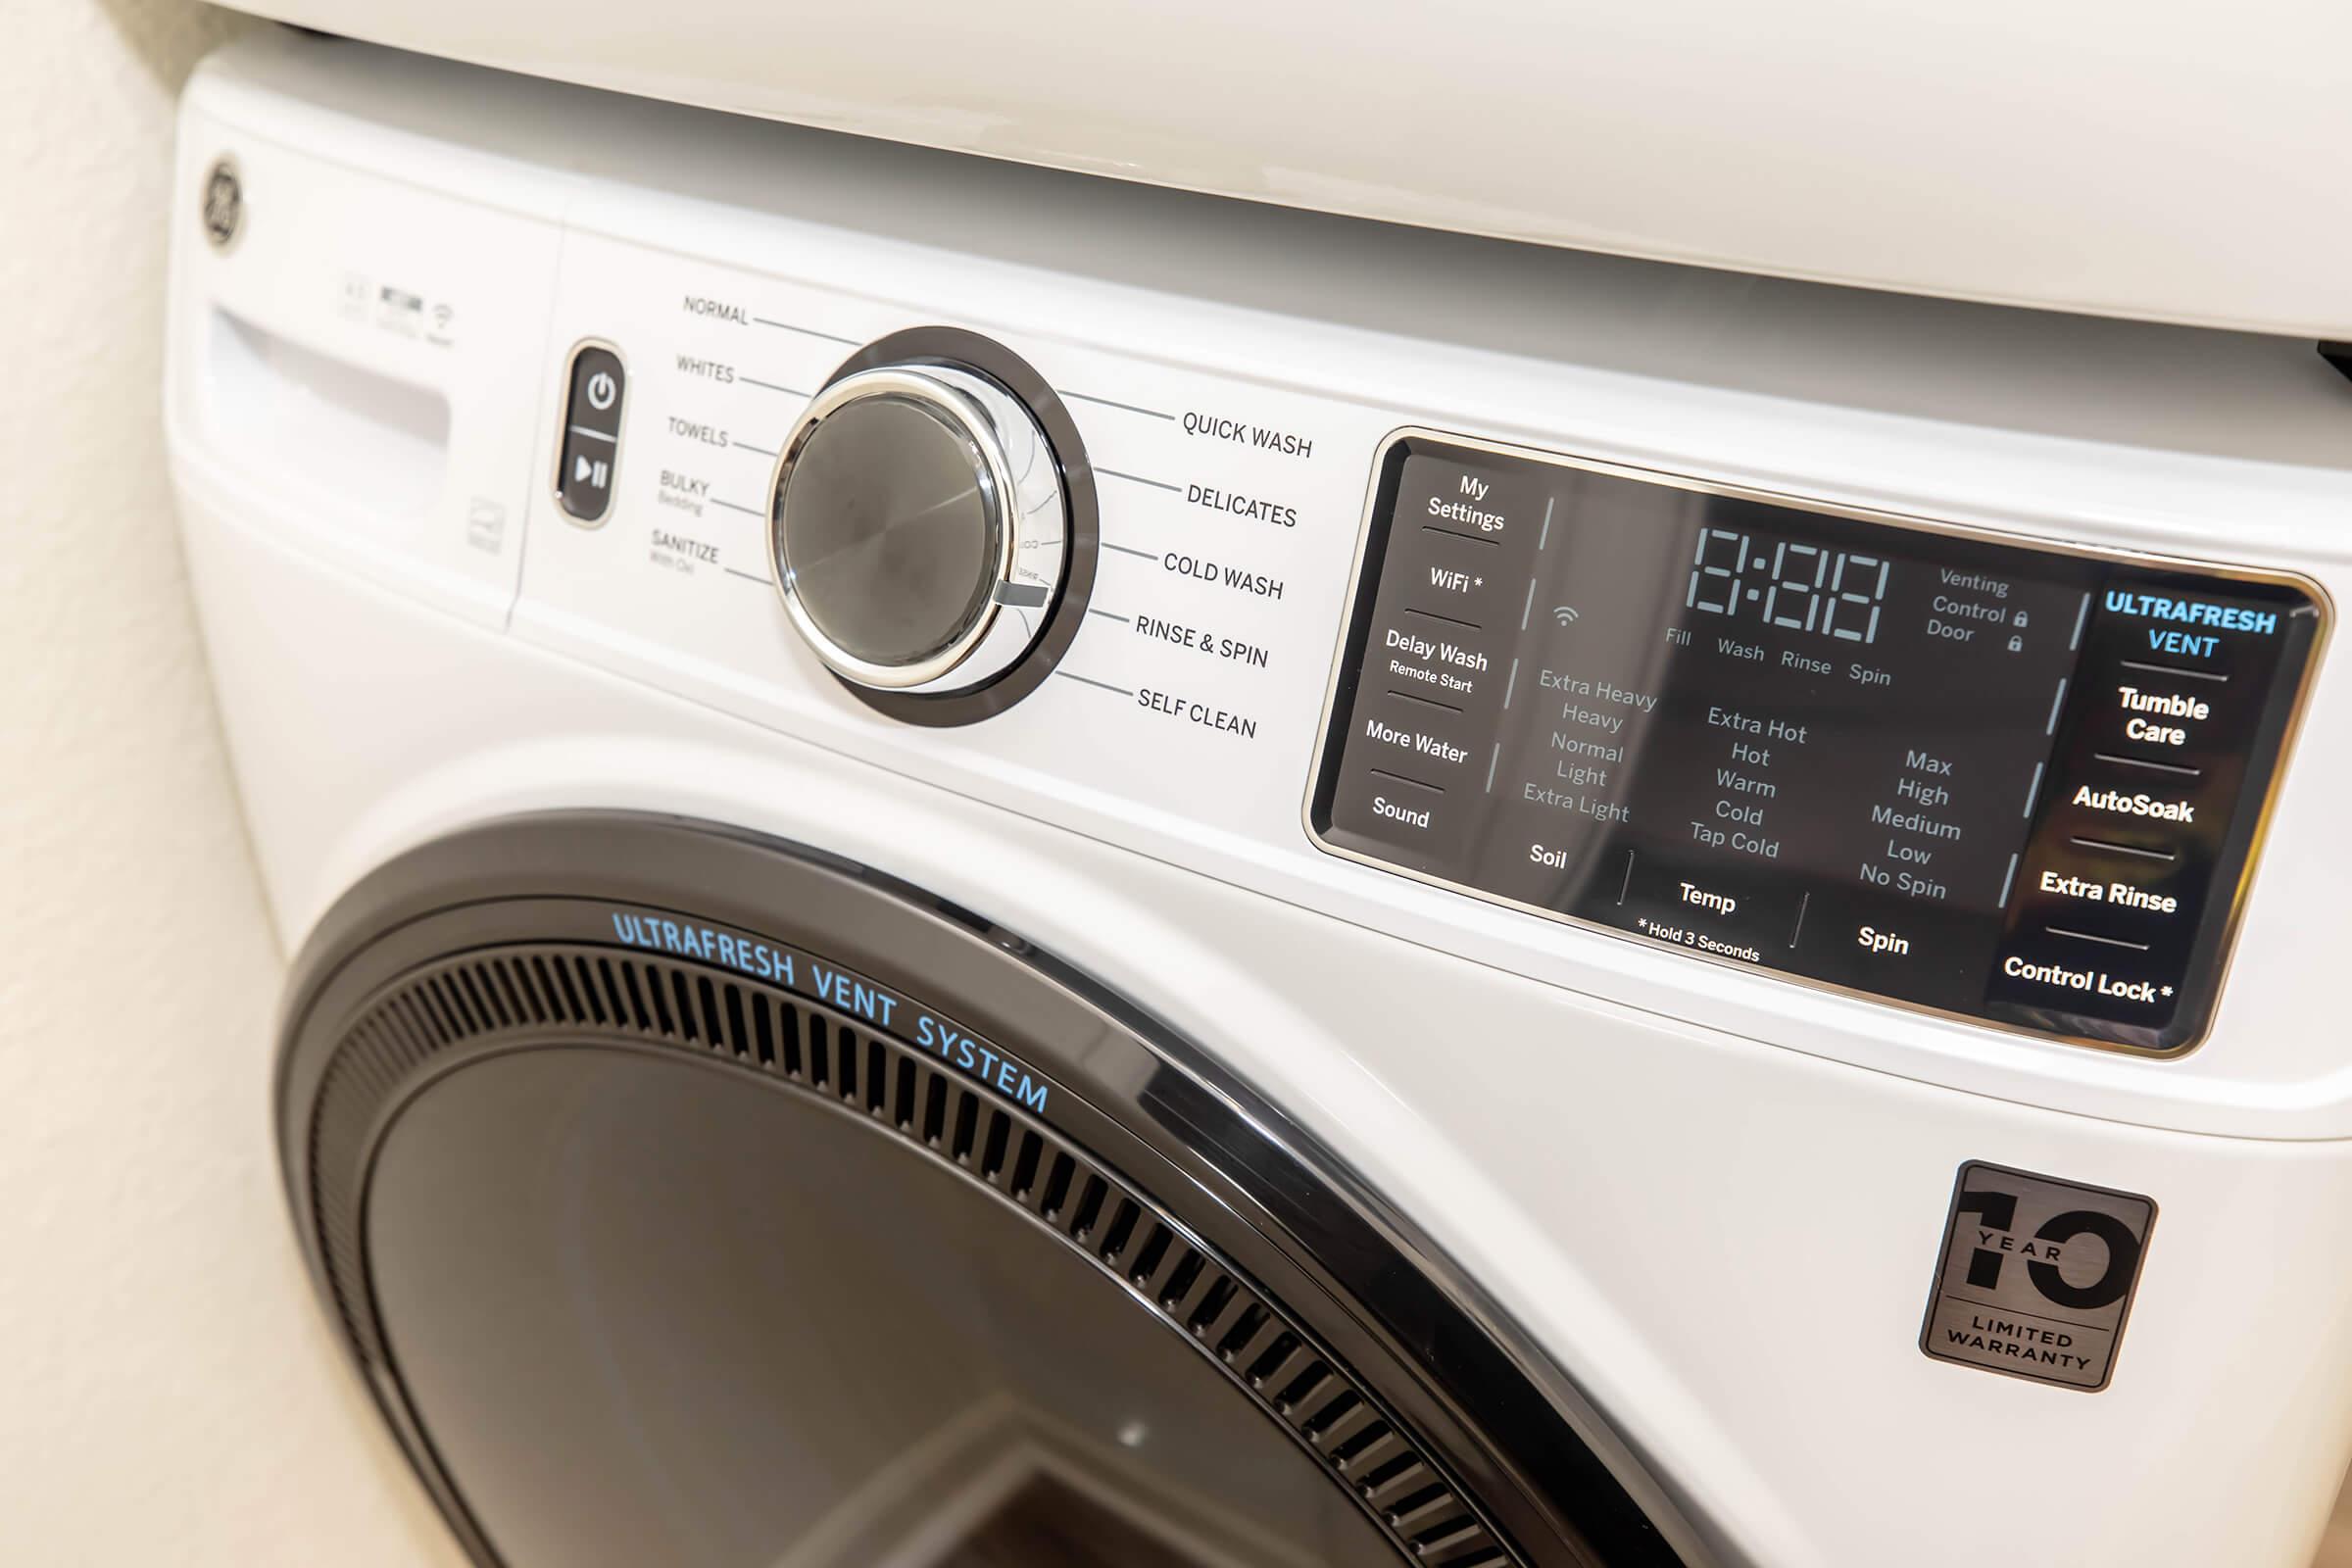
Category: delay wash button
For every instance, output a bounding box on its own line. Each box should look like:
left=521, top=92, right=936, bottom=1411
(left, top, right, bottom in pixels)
left=558, top=341, right=626, bottom=524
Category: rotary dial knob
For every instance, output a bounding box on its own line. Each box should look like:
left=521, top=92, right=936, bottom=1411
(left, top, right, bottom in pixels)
left=768, top=363, right=1068, bottom=694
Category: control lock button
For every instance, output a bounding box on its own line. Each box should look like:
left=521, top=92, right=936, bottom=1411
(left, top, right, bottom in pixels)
left=557, top=342, right=626, bottom=525
left=1986, top=928, right=2184, bottom=1026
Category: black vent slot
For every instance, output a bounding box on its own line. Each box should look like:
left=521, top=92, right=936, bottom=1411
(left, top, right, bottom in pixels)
left=750, top=993, right=776, bottom=1068
left=948, top=1089, right=980, bottom=1162
left=1009, top=1129, right=1044, bottom=1202
left=920, top=1070, right=949, bottom=1145
left=1038, top=1151, right=1075, bottom=1218
left=891, top=1054, right=917, bottom=1129
left=978, top=1109, right=1012, bottom=1181
left=808, top=1015, right=830, bottom=1088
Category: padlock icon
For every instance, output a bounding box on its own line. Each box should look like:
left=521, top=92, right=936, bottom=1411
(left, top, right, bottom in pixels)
left=2013, top=611, right=2030, bottom=627
left=2006, top=634, right=2025, bottom=652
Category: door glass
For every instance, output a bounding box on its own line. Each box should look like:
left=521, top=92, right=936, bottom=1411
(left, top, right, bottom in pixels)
left=368, top=1047, right=1401, bottom=1567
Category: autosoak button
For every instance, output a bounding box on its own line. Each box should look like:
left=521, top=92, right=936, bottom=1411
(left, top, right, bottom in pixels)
left=558, top=342, right=626, bottom=524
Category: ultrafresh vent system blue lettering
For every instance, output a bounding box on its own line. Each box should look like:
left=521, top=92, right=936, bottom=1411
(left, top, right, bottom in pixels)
left=910, top=1012, right=1051, bottom=1111
left=2101, top=590, right=2278, bottom=637
left=609, top=910, right=1049, bottom=1111
left=610, top=910, right=794, bottom=983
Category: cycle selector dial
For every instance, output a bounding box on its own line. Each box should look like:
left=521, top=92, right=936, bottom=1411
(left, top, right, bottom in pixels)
left=768, top=363, right=1068, bottom=694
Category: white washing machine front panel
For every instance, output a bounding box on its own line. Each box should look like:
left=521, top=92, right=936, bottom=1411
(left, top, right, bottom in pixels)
left=169, top=34, right=2352, bottom=1568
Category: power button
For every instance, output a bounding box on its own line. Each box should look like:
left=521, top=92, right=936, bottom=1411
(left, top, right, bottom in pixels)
left=556, top=341, right=625, bottom=524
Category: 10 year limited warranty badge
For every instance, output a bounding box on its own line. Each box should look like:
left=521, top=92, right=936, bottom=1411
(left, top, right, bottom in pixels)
left=1920, top=1161, right=2157, bottom=1392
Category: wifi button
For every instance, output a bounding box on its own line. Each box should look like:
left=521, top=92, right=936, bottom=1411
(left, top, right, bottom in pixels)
left=1396, top=526, right=1513, bottom=629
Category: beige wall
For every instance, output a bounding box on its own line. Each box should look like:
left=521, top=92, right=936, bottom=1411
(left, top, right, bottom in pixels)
left=0, top=4, right=464, bottom=1561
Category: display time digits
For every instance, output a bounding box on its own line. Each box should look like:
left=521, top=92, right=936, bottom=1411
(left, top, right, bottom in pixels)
left=1686, top=526, right=1890, bottom=643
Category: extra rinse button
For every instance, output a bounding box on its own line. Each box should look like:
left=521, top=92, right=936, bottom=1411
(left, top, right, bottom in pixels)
left=557, top=341, right=626, bottom=525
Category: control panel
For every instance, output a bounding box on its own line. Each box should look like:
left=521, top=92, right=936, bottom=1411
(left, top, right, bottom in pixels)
left=1311, top=434, right=2326, bottom=1053
left=169, top=37, right=2352, bottom=1126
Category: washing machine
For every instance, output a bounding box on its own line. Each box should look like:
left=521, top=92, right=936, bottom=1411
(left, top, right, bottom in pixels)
left=169, top=29, right=2352, bottom=1568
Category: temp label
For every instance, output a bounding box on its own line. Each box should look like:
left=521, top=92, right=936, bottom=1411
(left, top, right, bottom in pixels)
left=1919, top=1161, right=2155, bottom=1391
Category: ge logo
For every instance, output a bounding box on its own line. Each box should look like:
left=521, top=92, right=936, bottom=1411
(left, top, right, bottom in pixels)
left=1954, top=1186, right=2141, bottom=1310
left=201, top=156, right=243, bottom=252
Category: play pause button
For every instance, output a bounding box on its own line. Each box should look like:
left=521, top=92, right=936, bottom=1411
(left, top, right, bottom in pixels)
left=557, top=341, right=625, bottom=524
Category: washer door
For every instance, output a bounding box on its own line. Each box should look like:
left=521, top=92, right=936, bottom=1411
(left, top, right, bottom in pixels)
left=277, top=815, right=1683, bottom=1568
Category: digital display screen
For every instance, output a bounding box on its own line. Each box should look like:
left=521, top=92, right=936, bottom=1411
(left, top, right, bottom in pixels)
left=1311, top=435, right=2325, bottom=1052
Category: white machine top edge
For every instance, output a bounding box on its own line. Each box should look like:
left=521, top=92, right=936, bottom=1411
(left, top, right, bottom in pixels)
left=207, top=2, right=2352, bottom=340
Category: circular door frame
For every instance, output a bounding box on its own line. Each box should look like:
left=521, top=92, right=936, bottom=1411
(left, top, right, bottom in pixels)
left=275, top=811, right=1687, bottom=1568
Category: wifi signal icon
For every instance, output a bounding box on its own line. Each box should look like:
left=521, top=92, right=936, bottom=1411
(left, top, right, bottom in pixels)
left=1551, top=606, right=1580, bottom=625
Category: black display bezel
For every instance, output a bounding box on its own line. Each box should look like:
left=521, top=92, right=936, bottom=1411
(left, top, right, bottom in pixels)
left=1307, top=430, right=2329, bottom=1056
